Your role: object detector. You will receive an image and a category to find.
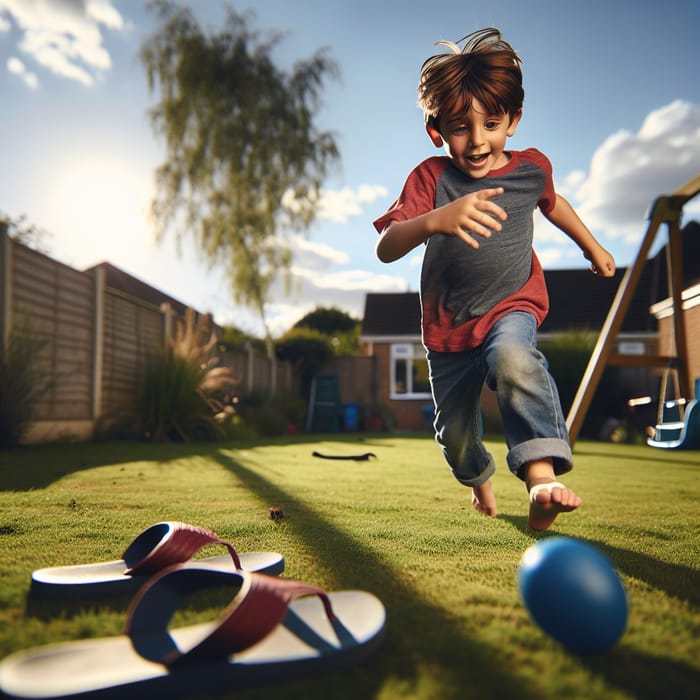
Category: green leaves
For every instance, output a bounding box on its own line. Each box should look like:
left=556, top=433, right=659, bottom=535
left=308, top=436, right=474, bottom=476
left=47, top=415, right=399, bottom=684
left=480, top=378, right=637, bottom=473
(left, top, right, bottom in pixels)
left=133, top=308, right=239, bottom=442
left=0, top=329, right=47, bottom=447
left=141, top=2, right=340, bottom=337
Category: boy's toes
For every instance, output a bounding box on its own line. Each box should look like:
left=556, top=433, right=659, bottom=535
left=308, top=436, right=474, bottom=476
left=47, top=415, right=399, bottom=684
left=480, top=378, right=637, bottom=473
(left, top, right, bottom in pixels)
left=528, top=481, right=580, bottom=531
left=472, top=483, right=498, bottom=517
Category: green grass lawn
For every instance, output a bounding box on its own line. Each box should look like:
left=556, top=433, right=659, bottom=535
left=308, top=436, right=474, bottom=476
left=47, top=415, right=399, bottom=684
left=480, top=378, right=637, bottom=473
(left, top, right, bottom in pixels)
left=0, top=434, right=698, bottom=699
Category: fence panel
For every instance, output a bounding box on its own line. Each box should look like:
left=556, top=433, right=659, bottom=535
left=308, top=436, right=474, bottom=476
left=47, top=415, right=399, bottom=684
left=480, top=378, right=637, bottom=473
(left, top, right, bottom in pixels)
left=101, top=289, right=165, bottom=416
left=11, top=243, right=94, bottom=420
left=326, top=355, right=377, bottom=405
left=2, top=232, right=302, bottom=441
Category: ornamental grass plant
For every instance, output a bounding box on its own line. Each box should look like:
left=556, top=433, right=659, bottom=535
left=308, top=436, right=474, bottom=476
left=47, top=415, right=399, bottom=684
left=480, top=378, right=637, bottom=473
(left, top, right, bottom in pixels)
left=0, top=435, right=698, bottom=699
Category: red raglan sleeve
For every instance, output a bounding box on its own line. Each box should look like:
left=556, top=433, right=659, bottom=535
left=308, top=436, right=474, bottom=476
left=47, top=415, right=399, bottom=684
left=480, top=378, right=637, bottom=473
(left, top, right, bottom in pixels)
left=521, top=148, right=557, bottom=215
left=373, top=157, right=447, bottom=234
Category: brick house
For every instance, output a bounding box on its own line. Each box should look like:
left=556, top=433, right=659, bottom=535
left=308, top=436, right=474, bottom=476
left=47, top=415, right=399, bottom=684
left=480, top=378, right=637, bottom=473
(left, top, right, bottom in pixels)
left=358, top=222, right=700, bottom=431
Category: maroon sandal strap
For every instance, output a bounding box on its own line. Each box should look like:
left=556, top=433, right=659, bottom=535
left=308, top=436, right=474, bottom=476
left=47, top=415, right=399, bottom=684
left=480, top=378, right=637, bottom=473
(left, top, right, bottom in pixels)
left=123, top=522, right=242, bottom=574
left=185, top=574, right=336, bottom=661
left=125, top=569, right=335, bottom=667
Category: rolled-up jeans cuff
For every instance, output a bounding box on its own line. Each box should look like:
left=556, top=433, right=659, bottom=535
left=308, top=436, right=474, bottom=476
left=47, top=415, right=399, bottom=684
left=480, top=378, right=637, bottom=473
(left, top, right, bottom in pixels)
left=507, top=438, right=573, bottom=481
left=452, top=458, right=496, bottom=488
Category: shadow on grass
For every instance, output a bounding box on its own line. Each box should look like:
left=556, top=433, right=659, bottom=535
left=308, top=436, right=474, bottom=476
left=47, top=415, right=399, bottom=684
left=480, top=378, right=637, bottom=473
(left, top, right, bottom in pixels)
left=501, top=515, right=699, bottom=700
left=582, top=647, right=700, bottom=700
left=25, top=593, right=134, bottom=620
left=207, top=448, right=547, bottom=700
left=206, top=448, right=699, bottom=700
left=0, top=434, right=384, bottom=492
left=502, top=515, right=700, bottom=606
left=24, top=586, right=256, bottom=623
left=0, top=441, right=209, bottom=491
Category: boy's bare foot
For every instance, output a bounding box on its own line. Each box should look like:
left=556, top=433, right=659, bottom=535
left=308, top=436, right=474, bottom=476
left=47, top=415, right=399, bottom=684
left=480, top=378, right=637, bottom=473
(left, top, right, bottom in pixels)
left=527, top=479, right=581, bottom=531
left=472, top=480, right=498, bottom=517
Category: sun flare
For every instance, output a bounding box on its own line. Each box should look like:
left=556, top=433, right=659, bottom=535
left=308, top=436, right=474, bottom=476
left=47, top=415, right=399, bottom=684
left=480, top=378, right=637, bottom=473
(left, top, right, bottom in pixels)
left=47, top=155, right=155, bottom=266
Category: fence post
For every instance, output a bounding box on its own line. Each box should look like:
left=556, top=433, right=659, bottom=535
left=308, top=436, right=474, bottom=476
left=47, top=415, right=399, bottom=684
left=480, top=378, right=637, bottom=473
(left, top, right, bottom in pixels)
left=246, top=341, right=254, bottom=393
left=0, top=222, right=11, bottom=349
left=283, top=360, right=291, bottom=393
left=92, top=266, right=105, bottom=420
left=160, top=303, right=173, bottom=348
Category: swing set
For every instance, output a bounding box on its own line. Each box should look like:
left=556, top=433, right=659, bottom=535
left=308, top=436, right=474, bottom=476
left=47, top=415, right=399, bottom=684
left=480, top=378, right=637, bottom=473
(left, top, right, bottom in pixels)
left=566, top=172, right=700, bottom=450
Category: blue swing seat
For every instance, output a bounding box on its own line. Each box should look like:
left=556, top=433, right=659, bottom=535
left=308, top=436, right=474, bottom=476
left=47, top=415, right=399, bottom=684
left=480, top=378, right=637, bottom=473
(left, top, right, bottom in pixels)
left=647, top=379, right=700, bottom=450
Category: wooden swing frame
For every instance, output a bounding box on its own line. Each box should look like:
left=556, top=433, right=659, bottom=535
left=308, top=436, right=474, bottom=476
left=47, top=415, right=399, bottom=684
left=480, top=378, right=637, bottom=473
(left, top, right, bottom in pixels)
left=566, top=173, right=700, bottom=447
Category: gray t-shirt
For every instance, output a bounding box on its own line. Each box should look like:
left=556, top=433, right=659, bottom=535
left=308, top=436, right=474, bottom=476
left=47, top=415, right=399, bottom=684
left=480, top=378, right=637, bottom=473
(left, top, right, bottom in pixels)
left=374, top=148, right=555, bottom=351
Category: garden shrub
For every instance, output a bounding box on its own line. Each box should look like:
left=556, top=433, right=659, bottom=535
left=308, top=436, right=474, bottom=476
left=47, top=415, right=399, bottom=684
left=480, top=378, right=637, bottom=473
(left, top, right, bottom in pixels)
left=109, top=309, right=239, bottom=442
left=0, top=329, right=47, bottom=447
left=275, top=328, right=333, bottom=400
left=539, top=330, right=622, bottom=439
left=232, top=391, right=307, bottom=437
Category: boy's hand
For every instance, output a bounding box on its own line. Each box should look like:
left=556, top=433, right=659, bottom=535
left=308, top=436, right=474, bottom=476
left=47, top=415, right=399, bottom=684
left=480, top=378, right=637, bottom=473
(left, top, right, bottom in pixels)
left=584, top=245, right=616, bottom=277
left=433, top=187, right=506, bottom=249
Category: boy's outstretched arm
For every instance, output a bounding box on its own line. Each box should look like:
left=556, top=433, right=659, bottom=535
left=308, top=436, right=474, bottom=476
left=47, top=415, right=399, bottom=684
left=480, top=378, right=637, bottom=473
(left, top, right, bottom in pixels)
left=376, top=187, right=506, bottom=263
left=545, top=194, right=616, bottom=277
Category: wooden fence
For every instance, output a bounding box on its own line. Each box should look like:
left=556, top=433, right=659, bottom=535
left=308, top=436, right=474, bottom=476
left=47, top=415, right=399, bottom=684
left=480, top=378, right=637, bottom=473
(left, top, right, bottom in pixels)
left=0, top=229, right=296, bottom=443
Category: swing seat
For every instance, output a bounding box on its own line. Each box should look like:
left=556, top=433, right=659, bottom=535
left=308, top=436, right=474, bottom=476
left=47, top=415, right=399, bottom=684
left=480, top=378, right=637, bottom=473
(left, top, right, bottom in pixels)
left=647, top=380, right=700, bottom=450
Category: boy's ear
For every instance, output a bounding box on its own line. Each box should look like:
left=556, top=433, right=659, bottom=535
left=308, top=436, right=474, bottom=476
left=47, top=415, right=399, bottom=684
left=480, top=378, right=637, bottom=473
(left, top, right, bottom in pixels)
left=507, top=110, right=523, bottom=137
left=426, top=122, right=444, bottom=148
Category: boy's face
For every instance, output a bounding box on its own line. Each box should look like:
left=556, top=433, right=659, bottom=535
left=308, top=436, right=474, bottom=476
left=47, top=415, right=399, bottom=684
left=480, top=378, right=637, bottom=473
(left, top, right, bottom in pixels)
left=427, top=98, right=522, bottom=179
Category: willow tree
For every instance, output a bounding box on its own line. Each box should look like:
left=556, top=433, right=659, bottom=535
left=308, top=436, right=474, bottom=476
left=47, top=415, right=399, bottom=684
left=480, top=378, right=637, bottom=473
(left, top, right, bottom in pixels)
left=140, top=1, right=340, bottom=350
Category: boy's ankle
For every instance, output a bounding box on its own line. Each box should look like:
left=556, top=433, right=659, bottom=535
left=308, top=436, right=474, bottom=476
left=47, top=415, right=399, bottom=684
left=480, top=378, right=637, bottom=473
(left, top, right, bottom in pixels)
left=523, top=459, right=556, bottom=490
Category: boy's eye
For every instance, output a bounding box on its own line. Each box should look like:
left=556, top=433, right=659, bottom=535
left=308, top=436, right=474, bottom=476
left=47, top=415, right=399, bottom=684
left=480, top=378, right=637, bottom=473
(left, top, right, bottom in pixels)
left=452, top=125, right=468, bottom=135
left=485, top=120, right=501, bottom=129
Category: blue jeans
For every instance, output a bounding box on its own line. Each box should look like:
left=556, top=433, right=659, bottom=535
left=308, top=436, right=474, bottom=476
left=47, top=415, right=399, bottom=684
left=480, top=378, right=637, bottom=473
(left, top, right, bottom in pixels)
left=427, top=312, right=572, bottom=487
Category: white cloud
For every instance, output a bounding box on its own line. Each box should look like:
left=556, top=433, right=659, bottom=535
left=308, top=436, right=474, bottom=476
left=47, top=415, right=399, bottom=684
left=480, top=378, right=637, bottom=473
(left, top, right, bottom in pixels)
left=252, top=228, right=409, bottom=333
left=317, top=184, right=388, bottom=223
left=6, top=54, right=38, bottom=88
left=0, top=0, right=124, bottom=86
left=87, top=0, right=123, bottom=30
left=563, top=100, right=700, bottom=244
left=263, top=265, right=408, bottom=335
left=282, top=183, right=388, bottom=225
left=6, top=55, right=22, bottom=73
left=409, top=251, right=424, bottom=267
left=288, top=234, right=350, bottom=269
left=535, top=248, right=565, bottom=267
left=533, top=210, right=564, bottom=244
left=291, top=266, right=404, bottom=292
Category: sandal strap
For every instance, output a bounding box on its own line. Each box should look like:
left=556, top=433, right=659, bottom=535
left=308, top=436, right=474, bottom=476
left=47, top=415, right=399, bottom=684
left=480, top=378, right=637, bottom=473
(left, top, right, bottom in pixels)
left=125, top=568, right=335, bottom=666
left=123, top=522, right=242, bottom=574
left=528, top=481, right=566, bottom=503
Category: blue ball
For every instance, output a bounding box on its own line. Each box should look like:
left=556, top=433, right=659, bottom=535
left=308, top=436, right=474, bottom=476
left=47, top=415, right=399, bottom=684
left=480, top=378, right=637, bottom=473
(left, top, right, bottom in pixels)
left=517, top=537, right=628, bottom=654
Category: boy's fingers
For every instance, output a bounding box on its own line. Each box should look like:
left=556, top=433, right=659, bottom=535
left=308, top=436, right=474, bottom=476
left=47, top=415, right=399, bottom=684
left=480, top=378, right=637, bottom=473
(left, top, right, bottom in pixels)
left=479, top=186, right=504, bottom=199
left=481, top=200, right=507, bottom=220
left=480, top=212, right=504, bottom=230
left=457, top=229, right=480, bottom=249
left=487, top=208, right=507, bottom=223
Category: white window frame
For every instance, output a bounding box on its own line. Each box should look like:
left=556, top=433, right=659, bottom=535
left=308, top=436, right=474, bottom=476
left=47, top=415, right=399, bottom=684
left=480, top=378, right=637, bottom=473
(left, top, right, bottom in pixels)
left=390, top=343, right=432, bottom=399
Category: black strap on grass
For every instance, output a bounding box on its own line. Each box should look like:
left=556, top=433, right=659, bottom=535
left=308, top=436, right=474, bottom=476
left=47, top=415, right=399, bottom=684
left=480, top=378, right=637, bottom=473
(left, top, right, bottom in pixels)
left=312, top=451, right=377, bottom=461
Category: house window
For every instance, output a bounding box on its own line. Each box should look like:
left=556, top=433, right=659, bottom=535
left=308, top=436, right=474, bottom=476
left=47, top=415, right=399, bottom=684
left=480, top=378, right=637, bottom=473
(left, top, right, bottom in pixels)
left=390, top=344, right=431, bottom=399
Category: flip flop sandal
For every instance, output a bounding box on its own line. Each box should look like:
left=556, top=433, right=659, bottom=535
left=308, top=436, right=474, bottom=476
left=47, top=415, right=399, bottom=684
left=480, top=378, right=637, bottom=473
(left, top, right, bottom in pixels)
left=0, top=567, right=386, bottom=699
left=30, top=522, right=284, bottom=598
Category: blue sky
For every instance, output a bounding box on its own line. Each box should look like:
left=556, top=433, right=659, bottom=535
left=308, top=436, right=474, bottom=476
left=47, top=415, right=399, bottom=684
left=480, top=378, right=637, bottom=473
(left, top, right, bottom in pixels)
left=1, top=0, right=699, bottom=336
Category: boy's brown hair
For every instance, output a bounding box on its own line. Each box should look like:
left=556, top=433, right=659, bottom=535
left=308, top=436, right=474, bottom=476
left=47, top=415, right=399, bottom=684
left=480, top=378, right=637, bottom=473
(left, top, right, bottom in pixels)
left=418, top=27, right=524, bottom=128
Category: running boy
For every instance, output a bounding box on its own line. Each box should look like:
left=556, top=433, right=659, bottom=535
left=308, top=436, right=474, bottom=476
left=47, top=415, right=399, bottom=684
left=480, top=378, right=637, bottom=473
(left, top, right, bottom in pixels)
left=374, top=28, right=615, bottom=530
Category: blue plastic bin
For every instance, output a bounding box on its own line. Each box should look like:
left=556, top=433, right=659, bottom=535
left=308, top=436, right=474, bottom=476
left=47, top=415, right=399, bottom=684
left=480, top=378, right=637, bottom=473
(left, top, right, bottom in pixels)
left=343, top=402, right=361, bottom=431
